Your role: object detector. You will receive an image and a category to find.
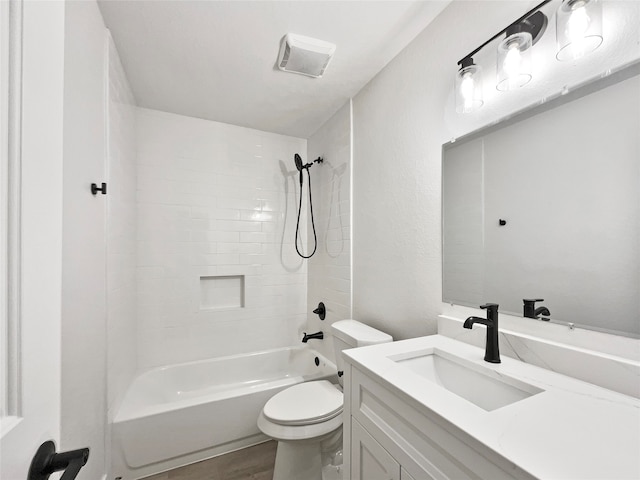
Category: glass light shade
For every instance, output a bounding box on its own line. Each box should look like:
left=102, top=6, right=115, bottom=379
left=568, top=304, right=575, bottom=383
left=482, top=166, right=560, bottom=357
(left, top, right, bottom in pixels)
left=556, top=0, right=603, bottom=61
left=496, top=31, right=533, bottom=91
left=455, top=64, right=483, bottom=114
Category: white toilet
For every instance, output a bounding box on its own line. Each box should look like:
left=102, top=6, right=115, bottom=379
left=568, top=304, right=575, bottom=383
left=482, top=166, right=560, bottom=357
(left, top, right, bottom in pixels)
left=257, top=320, right=393, bottom=480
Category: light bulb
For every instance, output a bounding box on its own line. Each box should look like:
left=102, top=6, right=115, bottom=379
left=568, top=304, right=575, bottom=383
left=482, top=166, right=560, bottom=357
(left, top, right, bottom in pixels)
left=455, top=62, right=483, bottom=114
left=565, top=3, right=591, bottom=58
left=460, top=72, right=475, bottom=111
left=566, top=2, right=590, bottom=39
left=503, top=43, right=523, bottom=81
left=496, top=31, right=532, bottom=91
left=556, top=0, right=603, bottom=61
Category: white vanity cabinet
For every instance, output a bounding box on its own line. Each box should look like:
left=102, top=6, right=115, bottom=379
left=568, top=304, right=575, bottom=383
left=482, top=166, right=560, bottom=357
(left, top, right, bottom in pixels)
left=343, top=363, right=534, bottom=480
left=342, top=335, right=640, bottom=480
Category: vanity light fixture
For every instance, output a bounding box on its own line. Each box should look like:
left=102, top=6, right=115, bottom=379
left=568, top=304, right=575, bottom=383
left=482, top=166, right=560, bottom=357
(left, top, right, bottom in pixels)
left=455, top=0, right=551, bottom=111
left=455, top=0, right=605, bottom=112
left=556, top=0, right=603, bottom=61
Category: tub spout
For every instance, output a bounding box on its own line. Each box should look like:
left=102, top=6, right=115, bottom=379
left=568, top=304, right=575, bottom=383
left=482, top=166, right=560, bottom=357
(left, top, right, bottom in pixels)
left=302, top=331, right=323, bottom=343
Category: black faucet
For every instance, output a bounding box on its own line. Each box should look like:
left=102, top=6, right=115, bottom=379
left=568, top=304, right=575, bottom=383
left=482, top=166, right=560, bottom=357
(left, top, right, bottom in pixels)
left=464, top=303, right=501, bottom=363
left=523, top=299, right=551, bottom=320
left=302, top=331, right=323, bottom=343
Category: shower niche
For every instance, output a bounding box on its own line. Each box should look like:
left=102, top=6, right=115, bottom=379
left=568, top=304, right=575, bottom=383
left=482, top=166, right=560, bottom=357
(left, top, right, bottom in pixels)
left=200, top=275, right=246, bottom=310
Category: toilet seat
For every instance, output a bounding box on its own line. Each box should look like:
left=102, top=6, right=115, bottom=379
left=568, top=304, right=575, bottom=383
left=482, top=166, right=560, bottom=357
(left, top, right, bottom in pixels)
left=263, top=380, right=343, bottom=426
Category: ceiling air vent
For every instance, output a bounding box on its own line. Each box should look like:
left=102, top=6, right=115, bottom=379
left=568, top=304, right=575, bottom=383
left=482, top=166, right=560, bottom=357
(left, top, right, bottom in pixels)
left=277, top=33, right=336, bottom=78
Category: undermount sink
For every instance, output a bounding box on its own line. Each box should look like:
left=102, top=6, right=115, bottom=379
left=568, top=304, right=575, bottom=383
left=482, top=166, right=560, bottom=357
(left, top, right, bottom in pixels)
left=390, top=348, right=544, bottom=411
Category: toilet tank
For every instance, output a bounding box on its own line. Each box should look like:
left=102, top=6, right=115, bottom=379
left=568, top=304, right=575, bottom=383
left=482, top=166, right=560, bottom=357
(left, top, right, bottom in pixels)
left=331, top=320, right=393, bottom=381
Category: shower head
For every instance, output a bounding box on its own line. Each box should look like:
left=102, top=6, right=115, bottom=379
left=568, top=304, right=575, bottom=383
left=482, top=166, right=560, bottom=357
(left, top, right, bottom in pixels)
left=294, top=153, right=304, bottom=186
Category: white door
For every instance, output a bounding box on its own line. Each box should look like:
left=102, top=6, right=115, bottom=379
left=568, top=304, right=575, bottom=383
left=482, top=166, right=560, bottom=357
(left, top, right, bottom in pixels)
left=0, top=1, right=67, bottom=478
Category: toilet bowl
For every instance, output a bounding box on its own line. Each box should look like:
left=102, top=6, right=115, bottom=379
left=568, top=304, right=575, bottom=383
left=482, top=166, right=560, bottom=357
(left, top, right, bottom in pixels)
left=258, top=320, right=392, bottom=480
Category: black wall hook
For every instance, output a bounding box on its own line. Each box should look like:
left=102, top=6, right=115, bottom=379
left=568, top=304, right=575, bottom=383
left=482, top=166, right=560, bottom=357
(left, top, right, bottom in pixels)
left=91, top=183, right=107, bottom=195
left=29, top=441, right=89, bottom=480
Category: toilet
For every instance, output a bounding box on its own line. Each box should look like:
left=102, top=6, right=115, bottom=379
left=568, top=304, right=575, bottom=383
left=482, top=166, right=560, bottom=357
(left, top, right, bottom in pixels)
left=257, top=320, right=393, bottom=480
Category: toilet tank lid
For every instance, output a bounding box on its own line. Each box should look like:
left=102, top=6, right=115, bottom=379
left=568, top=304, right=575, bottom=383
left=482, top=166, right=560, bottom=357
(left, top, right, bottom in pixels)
left=331, top=320, right=393, bottom=347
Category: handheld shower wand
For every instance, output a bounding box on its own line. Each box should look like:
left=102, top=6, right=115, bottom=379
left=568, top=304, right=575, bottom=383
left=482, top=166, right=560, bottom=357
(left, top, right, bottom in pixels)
left=293, top=153, right=323, bottom=258
left=294, top=153, right=304, bottom=187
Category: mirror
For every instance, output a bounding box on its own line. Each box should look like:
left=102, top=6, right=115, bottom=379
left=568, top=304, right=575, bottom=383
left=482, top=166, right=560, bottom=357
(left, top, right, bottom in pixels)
left=442, top=62, right=640, bottom=338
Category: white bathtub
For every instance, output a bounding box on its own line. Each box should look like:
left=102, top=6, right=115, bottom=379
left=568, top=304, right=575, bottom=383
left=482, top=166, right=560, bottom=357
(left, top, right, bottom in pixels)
left=111, top=346, right=336, bottom=479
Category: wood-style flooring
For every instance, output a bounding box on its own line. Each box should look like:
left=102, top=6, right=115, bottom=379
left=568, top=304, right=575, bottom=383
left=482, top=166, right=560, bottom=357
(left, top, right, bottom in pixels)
left=142, top=441, right=277, bottom=480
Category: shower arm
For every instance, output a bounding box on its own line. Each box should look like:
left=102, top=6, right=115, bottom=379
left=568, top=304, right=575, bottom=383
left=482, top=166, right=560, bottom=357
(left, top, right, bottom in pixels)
left=301, top=157, right=324, bottom=170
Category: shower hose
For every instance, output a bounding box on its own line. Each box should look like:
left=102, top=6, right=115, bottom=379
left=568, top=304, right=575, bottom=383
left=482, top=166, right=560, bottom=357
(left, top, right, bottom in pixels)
left=295, top=168, right=317, bottom=258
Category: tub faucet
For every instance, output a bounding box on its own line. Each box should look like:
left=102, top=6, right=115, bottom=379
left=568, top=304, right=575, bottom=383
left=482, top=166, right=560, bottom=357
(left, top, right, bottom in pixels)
left=464, top=303, right=501, bottom=363
left=302, top=331, right=323, bottom=343
left=523, top=299, right=551, bottom=320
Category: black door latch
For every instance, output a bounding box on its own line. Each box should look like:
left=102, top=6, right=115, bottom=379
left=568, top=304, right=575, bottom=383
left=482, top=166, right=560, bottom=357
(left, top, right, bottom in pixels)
left=28, top=440, right=89, bottom=480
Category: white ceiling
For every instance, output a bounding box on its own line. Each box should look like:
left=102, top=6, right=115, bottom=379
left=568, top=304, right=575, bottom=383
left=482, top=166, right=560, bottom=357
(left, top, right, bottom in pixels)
left=98, top=0, right=449, bottom=138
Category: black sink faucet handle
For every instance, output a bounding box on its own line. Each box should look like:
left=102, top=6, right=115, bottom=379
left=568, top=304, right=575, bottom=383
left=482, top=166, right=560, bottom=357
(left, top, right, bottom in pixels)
left=480, top=303, right=499, bottom=320
left=480, top=303, right=499, bottom=311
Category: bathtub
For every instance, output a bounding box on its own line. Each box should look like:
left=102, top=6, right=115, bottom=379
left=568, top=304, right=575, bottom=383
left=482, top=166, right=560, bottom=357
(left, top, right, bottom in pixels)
left=111, top=346, right=336, bottom=479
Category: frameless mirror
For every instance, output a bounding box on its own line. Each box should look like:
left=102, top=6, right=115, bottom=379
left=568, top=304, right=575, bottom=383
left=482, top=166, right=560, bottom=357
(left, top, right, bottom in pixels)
left=442, top=62, right=640, bottom=338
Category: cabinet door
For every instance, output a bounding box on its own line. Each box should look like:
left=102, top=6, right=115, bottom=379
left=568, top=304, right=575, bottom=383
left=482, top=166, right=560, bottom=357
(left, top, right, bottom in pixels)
left=352, top=419, right=400, bottom=480
left=401, top=467, right=417, bottom=480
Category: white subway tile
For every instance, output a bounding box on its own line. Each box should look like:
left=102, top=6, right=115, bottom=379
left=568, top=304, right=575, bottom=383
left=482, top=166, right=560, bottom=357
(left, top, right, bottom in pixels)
left=135, top=108, right=310, bottom=368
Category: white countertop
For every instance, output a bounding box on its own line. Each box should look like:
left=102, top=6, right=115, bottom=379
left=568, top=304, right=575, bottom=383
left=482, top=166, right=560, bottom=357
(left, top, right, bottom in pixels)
left=343, top=335, right=640, bottom=479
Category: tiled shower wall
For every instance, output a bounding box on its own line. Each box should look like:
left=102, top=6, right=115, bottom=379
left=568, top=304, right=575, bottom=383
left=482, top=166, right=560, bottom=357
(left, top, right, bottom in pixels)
left=135, top=108, right=308, bottom=369
left=106, top=35, right=137, bottom=417
left=306, top=102, right=352, bottom=361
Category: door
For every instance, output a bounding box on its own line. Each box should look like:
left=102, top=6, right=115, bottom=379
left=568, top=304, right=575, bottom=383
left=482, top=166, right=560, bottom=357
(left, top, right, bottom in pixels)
left=0, top=1, right=67, bottom=478
left=351, top=419, right=400, bottom=480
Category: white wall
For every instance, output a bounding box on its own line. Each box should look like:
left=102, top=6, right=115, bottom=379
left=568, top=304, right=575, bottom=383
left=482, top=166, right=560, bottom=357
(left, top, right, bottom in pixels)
left=135, top=108, right=307, bottom=368
left=306, top=101, right=352, bottom=360
left=106, top=35, right=137, bottom=420
left=60, top=2, right=107, bottom=478
left=352, top=0, right=640, bottom=344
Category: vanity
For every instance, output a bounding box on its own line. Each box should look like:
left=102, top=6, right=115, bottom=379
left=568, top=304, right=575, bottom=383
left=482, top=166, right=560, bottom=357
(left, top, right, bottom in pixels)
left=342, top=335, right=640, bottom=480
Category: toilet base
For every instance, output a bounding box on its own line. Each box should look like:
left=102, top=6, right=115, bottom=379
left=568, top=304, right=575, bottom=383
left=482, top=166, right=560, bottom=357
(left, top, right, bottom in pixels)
left=273, top=441, right=322, bottom=480
left=272, top=430, right=342, bottom=480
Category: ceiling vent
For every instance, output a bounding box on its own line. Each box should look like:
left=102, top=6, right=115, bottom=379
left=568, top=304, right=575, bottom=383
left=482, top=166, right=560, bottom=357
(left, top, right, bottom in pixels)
left=277, top=33, right=336, bottom=78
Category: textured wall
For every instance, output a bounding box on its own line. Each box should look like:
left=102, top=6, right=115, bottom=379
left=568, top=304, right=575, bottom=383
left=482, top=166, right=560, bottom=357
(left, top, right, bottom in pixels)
left=106, top=34, right=138, bottom=419
left=352, top=0, right=640, bottom=342
left=135, top=108, right=307, bottom=368
left=306, top=101, right=352, bottom=361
